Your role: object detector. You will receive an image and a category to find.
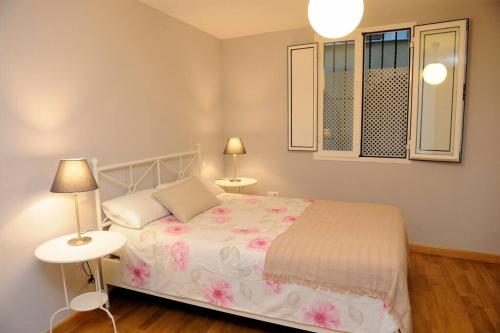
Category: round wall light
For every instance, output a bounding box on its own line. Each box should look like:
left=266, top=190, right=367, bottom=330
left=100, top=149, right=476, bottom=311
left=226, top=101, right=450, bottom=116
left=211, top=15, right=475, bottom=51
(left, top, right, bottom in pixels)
left=308, top=0, right=364, bottom=39
left=423, top=63, right=447, bottom=85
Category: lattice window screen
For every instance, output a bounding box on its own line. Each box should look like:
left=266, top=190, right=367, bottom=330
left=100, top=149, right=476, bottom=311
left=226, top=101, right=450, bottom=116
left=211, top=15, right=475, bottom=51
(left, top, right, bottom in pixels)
left=361, top=29, right=410, bottom=158
left=362, top=68, right=409, bottom=157
left=323, top=71, right=354, bottom=151
left=323, top=41, right=355, bottom=152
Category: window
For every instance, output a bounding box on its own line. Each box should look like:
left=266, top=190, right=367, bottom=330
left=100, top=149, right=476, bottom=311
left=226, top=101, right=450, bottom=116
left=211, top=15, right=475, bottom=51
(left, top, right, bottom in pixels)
left=317, top=24, right=412, bottom=160
left=323, top=41, right=355, bottom=153
left=361, top=29, right=410, bottom=158
left=410, top=20, right=468, bottom=162
left=288, top=43, right=318, bottom=151
left=314, top=20, right=468, bottom=162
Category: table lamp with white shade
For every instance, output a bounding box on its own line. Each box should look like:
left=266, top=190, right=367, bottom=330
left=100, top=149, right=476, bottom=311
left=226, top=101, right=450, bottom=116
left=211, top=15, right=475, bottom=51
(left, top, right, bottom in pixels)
left=223, top=137, right=246, bottom=182
left=50, top=158, right=98, bottom=246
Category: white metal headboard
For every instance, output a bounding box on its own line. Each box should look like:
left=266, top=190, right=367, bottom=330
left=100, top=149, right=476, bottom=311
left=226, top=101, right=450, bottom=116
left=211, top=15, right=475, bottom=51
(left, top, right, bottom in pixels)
left=91, top=144, right=202, bottom=231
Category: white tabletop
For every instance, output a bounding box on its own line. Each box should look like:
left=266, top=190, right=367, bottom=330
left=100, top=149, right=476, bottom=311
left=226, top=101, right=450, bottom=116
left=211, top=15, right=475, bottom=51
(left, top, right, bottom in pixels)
left=35, top=231, right=126, bottom=264
left=214, top=177, right=258, bottom=188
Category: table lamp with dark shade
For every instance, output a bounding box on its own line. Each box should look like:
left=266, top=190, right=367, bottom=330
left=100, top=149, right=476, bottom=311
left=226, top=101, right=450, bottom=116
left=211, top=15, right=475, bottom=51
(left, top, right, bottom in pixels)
left=51, top=159, right=98, bottom=246
left=223, top=137, right=246, bottom=182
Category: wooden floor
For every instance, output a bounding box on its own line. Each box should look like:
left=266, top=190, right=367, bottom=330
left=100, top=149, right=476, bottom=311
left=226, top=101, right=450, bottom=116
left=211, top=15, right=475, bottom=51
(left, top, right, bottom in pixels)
left=54, top=253, right=499, bottom=333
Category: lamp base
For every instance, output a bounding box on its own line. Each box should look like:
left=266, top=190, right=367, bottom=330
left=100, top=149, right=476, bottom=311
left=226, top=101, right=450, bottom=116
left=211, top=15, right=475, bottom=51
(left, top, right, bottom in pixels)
left=67, top=236, right=92, bottom=246
left=229, top=178, right=242, bottom=183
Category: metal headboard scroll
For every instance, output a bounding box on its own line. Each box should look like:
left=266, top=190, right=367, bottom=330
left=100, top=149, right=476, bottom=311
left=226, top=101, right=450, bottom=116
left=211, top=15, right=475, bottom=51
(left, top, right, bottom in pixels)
left=91, top=144, right=202, bottom=230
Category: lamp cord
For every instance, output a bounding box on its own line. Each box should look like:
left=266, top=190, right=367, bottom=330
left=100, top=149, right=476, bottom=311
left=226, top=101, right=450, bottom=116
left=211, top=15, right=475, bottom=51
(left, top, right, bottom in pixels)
left=76, top=228, right=96, bottom=284
left=82, top=261, right=95, bottom=285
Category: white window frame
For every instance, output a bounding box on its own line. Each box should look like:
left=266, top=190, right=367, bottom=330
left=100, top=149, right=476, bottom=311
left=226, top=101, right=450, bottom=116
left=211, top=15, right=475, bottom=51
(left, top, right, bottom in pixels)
left=314, top=22, right=416, bottom=163
left=288, top=43, right=318, bottom=151
left=316, top=30, right=363, bottom=159
left=409, top=19, right=468, bottom=162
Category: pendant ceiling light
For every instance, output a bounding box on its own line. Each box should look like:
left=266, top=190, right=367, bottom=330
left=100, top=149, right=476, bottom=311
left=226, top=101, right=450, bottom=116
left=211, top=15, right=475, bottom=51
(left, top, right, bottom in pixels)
left=423, top=63, right=447, bottom=85
left=308, top=0, right=364, bottom=39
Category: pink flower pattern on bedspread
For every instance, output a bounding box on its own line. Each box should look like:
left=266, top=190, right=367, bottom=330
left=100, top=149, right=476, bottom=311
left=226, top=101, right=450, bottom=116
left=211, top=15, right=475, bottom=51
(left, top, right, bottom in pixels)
left=202, top=280, right=234, bottom=307
left=303, top=301, right=341, bottom=329
left=167, top=241, right=189, bottom=271
left=264, top=278, right=283, bottom=294
left=282, top=215, right=297, bottom=223
left=164, top=225, right=190, bottom=234
left=211, top=207, right=231, bottom=215
left=247, top=237, right=272, bottom=251
left=118, top=193, right=398, bottom=333
left=126, top=260, right=150, bottom=287
left=253, top=265, right=283, bottom=294
left=379, top=301, right=388, bottom=319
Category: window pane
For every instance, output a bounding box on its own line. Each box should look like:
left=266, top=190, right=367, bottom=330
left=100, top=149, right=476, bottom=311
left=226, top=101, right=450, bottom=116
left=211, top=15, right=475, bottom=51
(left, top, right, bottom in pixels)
left=323, top=41, right=355, bottom=152
left=418, top=30, right=457, bottom=152
left=361, top=29, right=411, bottom=158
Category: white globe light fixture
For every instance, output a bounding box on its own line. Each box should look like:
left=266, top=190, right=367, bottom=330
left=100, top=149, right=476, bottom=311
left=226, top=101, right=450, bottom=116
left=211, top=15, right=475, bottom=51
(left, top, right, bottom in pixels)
left=308, top=0, right=364, bottom=39
left=423, top=63, right=447, bottom=85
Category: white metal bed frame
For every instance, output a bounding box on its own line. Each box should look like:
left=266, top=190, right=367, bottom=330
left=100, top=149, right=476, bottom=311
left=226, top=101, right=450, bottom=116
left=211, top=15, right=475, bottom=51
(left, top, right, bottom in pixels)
left=91, top=146, right=368, bottom=333
left=92, top=145, right=203, bottom=231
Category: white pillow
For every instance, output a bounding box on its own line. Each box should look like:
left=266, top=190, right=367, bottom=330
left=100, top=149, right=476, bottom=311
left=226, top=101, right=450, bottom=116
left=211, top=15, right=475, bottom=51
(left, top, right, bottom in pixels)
left=157, top=176, right=225, bottom=196
left=102, top=188, right=170, bottom=229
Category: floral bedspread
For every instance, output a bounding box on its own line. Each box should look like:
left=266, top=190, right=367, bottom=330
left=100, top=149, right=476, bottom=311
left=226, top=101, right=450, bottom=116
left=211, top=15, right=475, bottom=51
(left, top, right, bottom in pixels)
left=112, top=193, right=398, bottom=333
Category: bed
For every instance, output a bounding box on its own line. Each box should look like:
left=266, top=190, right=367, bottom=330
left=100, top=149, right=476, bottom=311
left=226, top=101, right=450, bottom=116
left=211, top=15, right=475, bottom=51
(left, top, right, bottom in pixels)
left=92, top=147, right=410, bottom=333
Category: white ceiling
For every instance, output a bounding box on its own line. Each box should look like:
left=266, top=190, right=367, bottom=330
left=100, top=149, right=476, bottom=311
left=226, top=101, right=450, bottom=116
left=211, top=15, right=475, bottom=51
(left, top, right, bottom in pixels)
left=138, top=0, right=486, bottom=40
left=138, top=0, right=309, bottom=39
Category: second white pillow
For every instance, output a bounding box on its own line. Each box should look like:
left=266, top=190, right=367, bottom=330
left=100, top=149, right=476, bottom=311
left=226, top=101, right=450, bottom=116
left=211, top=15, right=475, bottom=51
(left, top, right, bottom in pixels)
left=102, top=188, right=170, bottom=229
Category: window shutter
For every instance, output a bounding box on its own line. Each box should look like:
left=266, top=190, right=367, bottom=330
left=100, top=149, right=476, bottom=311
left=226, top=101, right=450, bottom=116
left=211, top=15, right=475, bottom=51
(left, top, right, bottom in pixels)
left=288, top=43, right=318, bottom=151
left=409, top=19, right=468, bottom=162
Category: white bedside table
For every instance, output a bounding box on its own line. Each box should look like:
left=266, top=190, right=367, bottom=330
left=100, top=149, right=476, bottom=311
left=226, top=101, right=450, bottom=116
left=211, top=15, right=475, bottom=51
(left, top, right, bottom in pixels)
left=214, top=177, right=258, bottom=193
left=35, top=231, right=126, bottom=333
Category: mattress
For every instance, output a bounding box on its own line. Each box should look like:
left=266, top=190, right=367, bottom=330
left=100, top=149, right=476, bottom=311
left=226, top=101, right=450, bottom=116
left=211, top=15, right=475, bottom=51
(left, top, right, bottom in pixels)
left=109, top=193, right=398, bottom=333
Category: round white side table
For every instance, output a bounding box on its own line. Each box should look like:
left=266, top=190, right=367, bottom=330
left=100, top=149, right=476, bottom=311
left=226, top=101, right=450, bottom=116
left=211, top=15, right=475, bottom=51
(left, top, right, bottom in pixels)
left=35, top=231, right=126, bottom=333
left=214, top=177, right=258, bottom=193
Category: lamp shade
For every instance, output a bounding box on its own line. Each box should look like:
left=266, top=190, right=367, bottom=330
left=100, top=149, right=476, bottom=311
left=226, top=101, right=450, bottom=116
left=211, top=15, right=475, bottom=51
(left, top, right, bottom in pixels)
left=50, top=159, right=98, bottom=193
left=223, top=137, right=246, bottom=155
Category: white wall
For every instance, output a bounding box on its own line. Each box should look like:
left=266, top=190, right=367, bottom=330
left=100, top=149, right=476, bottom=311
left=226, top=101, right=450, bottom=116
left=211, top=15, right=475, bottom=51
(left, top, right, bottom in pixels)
left=0, top=1, right=223, bottom=332
left=221, top=0, right=500, bottom=254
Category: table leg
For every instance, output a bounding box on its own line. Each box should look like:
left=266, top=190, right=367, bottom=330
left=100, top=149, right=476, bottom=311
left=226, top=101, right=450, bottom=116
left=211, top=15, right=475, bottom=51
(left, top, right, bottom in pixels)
left=94, top=259, right=109, bottom=307
left=99, top=306, right=117, bottom=333
left=61, top=264, right=69, bottom=307
left=94, top=258, right=111, bottom=308
left=49, top=307, right=70, bottom=333
left=94, top=260, right=101, bottom=294
left=95, top=260, right=116, bottom=331
left=49, top=264, right=71, bottom=333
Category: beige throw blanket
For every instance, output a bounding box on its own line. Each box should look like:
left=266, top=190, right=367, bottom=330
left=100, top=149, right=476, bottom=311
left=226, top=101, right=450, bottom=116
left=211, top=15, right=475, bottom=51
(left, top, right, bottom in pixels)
left=264, top=200, right=411, bottom=333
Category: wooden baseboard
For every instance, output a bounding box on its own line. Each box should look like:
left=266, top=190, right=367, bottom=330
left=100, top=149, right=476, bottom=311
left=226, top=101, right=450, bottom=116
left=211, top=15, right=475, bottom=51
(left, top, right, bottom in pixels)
left=409, top=244, right=500, bottom=264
